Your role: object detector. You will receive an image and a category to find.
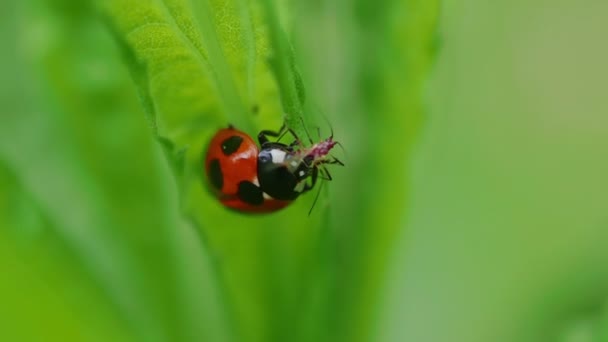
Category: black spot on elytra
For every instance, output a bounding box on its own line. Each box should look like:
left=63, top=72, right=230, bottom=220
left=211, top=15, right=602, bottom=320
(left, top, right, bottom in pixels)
left=221, top=136, right=243, bottom=156
left=208, top=159, right=223, bottom=190
left=237, top=181, right=264, bottom=206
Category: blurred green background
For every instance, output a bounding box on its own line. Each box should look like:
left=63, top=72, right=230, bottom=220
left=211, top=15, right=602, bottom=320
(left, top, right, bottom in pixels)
left=1, top=0, right=607, bottom=342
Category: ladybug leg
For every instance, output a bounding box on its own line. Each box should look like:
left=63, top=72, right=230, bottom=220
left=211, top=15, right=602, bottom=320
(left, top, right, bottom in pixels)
left=289, top=139, right=303, bottom=149
left=258, top=124, right=288, bottom=144
left=301, top=167, right=319, bottom=193
left=258, top=125, right=301, bottom=148
left=280, top=126, right=302, bottom=143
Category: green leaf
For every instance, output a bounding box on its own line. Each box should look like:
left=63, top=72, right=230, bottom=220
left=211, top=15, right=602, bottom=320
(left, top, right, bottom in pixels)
left=5, top=0, right=439, bottom=340
left=98, top=1, right=331, bottom=341
left=1, top=1, right=228, bottom=340
left=0, top=162, right=134, bottom=342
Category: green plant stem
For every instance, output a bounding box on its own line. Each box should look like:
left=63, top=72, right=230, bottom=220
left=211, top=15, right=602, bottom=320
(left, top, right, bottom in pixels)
left=189, top=0, right=254, bottom=133
left=259, top=0, right=305, bottom=137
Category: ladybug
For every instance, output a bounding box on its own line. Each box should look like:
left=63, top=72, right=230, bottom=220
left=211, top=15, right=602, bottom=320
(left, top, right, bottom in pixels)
left=204, top=124, right=343, bottom=213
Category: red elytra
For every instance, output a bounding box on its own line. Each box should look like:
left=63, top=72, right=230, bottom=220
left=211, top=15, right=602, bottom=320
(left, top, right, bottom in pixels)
left=204, top=127, right=292, bottom=213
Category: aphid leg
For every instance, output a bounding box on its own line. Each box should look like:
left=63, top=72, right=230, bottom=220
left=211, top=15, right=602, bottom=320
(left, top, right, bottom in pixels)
left=258, top=126, right=283, bottom=144
left=298, top=117, right=315, bottom=145
left=318, top=157, right=344, bottom=167
left=329, top=156, right=345, bottom=166
left=318, top=167, right=333, bottom=181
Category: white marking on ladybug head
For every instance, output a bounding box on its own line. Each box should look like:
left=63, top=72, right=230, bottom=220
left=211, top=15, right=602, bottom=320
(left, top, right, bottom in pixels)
left=270, top=149, right=287, bottom=163
left=299, top=170, right=305, bottom=177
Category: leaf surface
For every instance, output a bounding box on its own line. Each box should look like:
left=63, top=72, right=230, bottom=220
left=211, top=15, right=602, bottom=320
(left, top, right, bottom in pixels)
left=98, top=1, right=328, bottom=340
